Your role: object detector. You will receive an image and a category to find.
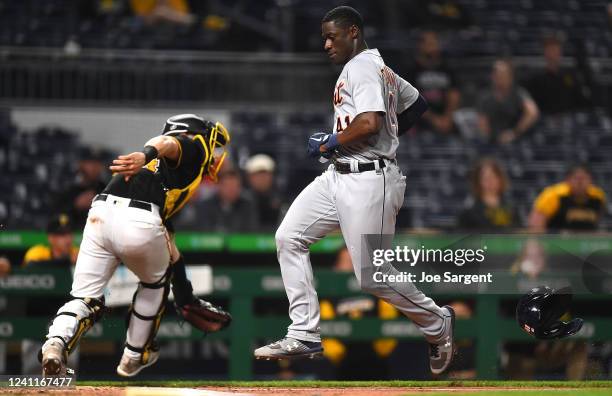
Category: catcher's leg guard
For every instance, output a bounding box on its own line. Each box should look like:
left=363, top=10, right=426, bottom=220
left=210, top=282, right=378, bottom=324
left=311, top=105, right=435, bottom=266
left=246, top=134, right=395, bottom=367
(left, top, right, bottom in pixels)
left=170, top=255, right=195, bottom=307
left=42, top=297, right=105, bottom=361
left=125, top=267, right=171, bottom=364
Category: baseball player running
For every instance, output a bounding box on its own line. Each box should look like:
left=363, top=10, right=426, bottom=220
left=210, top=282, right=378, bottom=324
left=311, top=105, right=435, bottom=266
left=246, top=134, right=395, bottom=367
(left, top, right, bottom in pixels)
left=40, top=114, right=231, bottom=377
left=254, top=6, right=456, bottom=374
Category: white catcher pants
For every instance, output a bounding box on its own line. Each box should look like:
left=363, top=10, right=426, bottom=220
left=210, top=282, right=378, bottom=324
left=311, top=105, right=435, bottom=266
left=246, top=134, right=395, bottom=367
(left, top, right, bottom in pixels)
left=71, top=196, right=170, bottom=298
left=276, top=162, right=450, bottom=343
left=46, top=195, right=171, bottom=355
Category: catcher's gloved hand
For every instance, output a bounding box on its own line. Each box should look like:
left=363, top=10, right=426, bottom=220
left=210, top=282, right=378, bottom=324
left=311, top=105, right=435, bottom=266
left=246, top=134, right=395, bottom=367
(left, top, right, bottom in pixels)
left=175, top=298, right=232, bottom=333
left=307, top=132, right=339, bottom=159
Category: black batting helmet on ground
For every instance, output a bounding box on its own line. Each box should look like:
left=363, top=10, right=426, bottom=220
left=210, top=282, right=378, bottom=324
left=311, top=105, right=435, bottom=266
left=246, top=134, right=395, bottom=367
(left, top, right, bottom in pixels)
left=516, top=285, right=584, bottom=340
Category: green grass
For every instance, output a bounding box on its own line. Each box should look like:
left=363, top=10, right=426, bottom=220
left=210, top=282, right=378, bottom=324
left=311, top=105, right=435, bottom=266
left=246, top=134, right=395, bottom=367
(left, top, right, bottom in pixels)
left=73, top=381, right=612, bottom=396
left=78, top=380, right=612, bottom=388
left=425, top=392, right=610, bottom=396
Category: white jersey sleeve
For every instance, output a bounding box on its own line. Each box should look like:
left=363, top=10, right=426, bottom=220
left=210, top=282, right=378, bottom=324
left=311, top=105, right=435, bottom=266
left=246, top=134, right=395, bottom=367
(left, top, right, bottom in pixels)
left=396, top=75, right=419, bottom=114
left=349, top=59, right=386, bottom=115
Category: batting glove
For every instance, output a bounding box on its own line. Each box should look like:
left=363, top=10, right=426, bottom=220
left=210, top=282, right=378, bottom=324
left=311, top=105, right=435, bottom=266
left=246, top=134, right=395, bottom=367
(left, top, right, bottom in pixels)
left=307, top=132, right=339, bottom=159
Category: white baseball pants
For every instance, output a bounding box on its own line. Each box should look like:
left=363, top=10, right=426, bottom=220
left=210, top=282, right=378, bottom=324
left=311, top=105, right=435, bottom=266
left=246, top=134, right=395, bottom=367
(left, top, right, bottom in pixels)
left=45, top=195, right=170, bottom=356
left=276, top=162, right=450, bottom=343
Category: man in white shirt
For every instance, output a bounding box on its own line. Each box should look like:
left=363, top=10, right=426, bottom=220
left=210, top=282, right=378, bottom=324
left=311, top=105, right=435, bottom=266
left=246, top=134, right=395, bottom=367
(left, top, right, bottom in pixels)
left=254, top=6, right=455, bottom=375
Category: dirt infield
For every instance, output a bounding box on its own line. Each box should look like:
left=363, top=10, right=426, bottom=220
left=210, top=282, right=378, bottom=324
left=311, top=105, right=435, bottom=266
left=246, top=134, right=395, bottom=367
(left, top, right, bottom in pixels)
left=0, top=386, right=595, bottom=396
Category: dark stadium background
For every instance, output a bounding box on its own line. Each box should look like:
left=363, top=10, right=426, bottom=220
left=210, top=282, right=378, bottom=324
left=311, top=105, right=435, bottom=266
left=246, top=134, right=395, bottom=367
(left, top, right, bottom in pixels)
left=0, top=0, right=611, bottom=381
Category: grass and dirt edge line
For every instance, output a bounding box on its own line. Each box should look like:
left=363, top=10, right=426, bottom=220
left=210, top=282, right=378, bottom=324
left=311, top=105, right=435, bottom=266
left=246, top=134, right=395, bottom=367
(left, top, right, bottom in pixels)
left=77, top=380, right=612, bottom=388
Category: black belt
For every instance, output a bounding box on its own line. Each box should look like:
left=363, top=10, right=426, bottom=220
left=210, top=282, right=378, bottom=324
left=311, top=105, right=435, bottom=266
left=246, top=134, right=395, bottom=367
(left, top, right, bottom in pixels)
left=333, top=159, right=386, bottom=174
left=94, top=194, right=154, bottom=212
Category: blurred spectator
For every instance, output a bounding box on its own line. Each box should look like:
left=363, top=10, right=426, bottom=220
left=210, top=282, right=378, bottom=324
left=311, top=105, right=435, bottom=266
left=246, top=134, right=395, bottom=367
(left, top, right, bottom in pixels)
left=0, top=256, right=10, bottom=277
left=528, top=164, right=606, bottom=232
left=0, top=108, right=11, bottom=146
left=526, top=36, right=588, bottom=115
left=407, top=30, right=460, bottom=135
left=321, top=247, right=399, bottom=379
left=170, top=156, right=231, bottom=230
left=54, top=148, right=107, bottom=229
left=182, top=167, right=259, bottom=232
left=477, top=60, right=540, bottom=145
left=130, top=0, right=195, bottom=26
left=244, top=154, right=283, bottom=230
left=510, top=238, right=548, bottom=280
left=457, top=158, right=516, bottom=231
left=403, top=0, right=472, bottom=30
left=77, top=0, right=125, bottom=20
left=23, top=214, right=78, bottom=268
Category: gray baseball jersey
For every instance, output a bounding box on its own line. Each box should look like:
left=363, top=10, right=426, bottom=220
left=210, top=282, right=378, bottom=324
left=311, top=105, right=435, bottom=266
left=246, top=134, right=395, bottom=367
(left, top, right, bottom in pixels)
left=274, top=48, right=452, bottom=345
left=332, top=49, right=419, bottom=161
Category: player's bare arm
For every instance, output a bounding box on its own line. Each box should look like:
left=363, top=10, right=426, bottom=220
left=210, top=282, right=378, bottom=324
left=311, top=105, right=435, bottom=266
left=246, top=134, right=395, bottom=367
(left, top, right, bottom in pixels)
left=307, top=112, right=384, bottom=159
left=320, top=111, right=382, bottom=153
left=109, top=135, right=180, bottom=178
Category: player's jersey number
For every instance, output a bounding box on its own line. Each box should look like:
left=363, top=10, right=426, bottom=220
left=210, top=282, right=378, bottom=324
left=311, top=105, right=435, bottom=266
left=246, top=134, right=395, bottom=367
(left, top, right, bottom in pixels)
left=336, top=115, right=351, bottom=132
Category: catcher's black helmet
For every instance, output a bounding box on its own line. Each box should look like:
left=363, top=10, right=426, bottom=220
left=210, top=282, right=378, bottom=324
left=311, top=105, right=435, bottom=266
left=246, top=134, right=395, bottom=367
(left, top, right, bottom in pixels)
left=161, top=114, right=230, bottom=181
left=162, top=114, right=228, bottom=144
left=516, top=285, right=583, bottom=340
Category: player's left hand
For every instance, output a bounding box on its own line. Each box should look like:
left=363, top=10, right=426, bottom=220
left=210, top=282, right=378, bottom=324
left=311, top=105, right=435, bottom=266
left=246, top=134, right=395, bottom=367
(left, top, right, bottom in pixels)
left=307, top=132, right=338, bottom=159
left=109, top=152, right=147, bottom=181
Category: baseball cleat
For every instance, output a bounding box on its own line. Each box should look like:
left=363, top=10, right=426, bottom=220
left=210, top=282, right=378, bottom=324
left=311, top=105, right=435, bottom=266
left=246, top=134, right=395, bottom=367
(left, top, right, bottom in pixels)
left=116, top=349, right=160, bottom=378
left=41, top=339, right=66, bottom=376
left=429, top=305, right=456, bottom=375
left=254, top=337, right=323, bottom=360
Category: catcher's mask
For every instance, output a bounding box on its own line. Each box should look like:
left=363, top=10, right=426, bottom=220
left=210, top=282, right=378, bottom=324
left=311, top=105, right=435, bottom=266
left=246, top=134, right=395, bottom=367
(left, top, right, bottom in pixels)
left=162, top=114, right=230, bottom=181
left=516, top=285, right=583, bottom=340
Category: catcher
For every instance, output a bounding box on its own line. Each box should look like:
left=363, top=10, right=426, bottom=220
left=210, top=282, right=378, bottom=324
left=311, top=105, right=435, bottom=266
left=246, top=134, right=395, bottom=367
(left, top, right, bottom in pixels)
left=41, top=114, right=232, bottom=378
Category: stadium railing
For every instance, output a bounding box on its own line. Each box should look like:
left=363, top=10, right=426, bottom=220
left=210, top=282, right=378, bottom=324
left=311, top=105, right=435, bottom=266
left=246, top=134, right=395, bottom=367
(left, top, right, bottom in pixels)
left=1, top=47, right=610, bottom=106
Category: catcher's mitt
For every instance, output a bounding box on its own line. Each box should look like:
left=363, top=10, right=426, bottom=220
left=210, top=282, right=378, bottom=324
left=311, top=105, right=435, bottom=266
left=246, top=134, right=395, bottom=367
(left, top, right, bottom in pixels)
left=176, top=298, right=232, bottom=333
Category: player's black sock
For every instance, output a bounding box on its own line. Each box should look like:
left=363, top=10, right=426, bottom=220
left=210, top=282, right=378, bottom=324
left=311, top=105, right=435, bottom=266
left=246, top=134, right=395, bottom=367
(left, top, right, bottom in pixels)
left=171, top=255, right=195, bottom=306
left=288, top=338, right=320, bottom=347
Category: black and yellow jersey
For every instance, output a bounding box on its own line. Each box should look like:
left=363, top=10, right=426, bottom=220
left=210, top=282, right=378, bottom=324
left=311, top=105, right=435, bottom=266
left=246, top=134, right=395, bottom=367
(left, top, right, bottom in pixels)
left=103, top=135, right=208, bottom=221
left=533, top=182, right=606, bottom=231
left=23, top=245, right=79, bottom=267
left=457, top=199, right=516, bottom=231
